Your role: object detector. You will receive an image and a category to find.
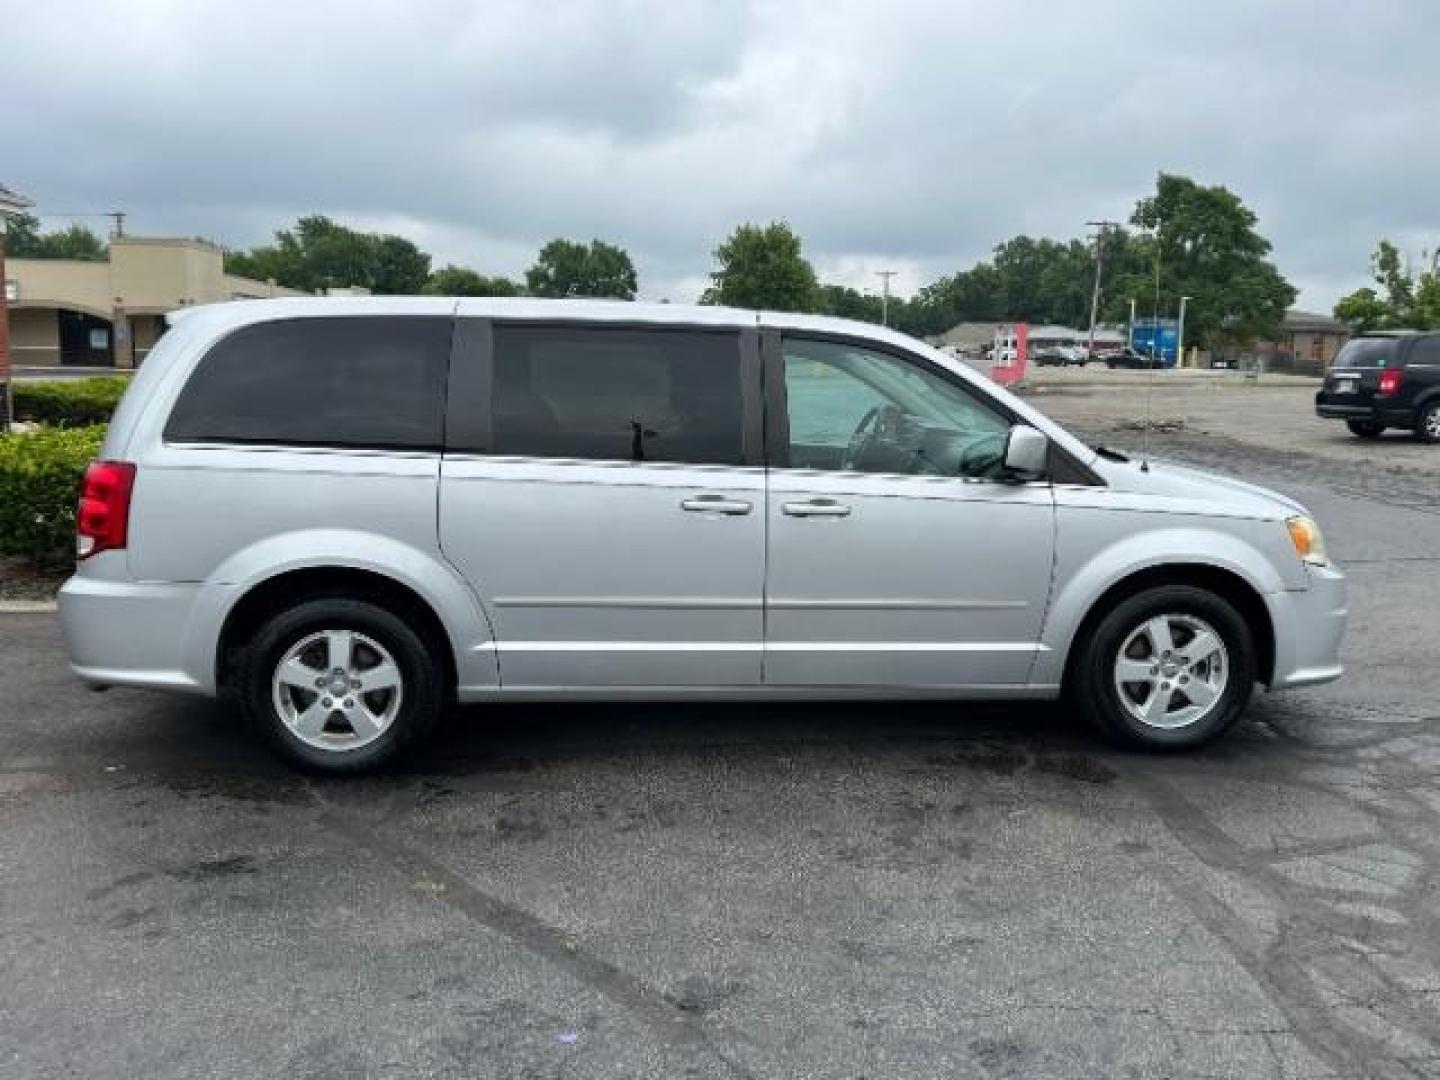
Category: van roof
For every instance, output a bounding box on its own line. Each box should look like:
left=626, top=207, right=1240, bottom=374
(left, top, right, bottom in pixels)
left=166, top=295, right=935, bottom=353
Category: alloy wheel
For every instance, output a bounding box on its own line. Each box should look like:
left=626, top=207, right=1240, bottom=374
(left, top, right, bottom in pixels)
left=1112, top=613, right=1229, bottom=730
left=271, top=630, right=403, bottom=751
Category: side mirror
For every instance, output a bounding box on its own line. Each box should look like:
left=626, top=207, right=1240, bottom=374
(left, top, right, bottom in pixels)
left=1003, top=424, right=1048, bottom=476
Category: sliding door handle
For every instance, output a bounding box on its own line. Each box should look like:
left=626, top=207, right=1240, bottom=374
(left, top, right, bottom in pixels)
left=782, top=499, right=851, bottom=518
left=681, top=495, right=753, bottom=516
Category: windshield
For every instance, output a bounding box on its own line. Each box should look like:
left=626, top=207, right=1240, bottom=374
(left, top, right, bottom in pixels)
left=1333, top=337, right=1401, bottom=369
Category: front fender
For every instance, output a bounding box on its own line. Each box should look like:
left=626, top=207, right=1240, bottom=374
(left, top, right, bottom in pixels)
left=1032, top=517, right=1294, bottom=687
left=178, top=529, right=498, bottom=694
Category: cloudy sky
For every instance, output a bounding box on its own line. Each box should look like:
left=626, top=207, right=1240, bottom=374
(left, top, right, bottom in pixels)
left=3, top=0, right=1436, bottom=310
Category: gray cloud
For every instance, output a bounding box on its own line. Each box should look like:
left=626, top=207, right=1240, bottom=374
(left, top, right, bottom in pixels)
left=4, top=0, right=1436, bottom=308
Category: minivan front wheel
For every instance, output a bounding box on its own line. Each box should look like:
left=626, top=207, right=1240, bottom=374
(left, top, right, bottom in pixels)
left=238, top=598, right=441, bottom=773
left=1074, top=585, right=1256, bottom=750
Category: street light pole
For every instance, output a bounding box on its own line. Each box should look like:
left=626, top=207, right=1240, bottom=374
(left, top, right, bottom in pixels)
left=875, top=270, right=897, bottom=326
left=0, top=182, right=35, bottom=433
left=1177, top=295, right=1191, bottom=368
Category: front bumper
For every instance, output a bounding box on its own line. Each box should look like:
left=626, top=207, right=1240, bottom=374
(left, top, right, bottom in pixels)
left=1265, top=563, right=1347, bottom=690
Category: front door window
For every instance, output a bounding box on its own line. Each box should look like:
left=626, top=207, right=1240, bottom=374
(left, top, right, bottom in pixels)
left=782, top=339, right=1011, bottom=478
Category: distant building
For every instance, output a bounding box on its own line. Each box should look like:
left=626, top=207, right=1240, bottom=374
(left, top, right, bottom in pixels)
left=1277, top=309, right=1351, bottom=373
left=4, top=235, right=310, bottom=367
left=931, top=320, right=1125, bottom=356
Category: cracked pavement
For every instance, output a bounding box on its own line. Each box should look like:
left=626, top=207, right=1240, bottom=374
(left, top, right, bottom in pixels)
left=2, top=397, right=1438, bottom=1078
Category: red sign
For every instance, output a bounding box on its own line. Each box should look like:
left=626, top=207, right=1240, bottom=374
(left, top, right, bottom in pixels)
left=990, top=322, right=1029, bottom=386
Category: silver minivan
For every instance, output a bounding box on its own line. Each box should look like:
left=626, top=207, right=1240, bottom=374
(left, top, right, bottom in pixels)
left=60, top=298, right=1346, bottom=773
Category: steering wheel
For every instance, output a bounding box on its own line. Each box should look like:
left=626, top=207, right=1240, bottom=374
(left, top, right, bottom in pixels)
left=841, top=406, right=882, bottom=470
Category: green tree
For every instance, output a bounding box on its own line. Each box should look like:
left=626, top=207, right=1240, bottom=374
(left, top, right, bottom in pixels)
left=814, top=283, right=925, bottom=333
left=905, top=263, right=1007, bottom=336
left=2, top=213, right=107, bottom=261
left=422, top=264, right=524, bottom=297
left=1333, top=287, right=1390, bottom=332
left=1126, top=173, right=1295, bottom=348
left=701, top=221, right=819, bottom=311
left=224, top=215, right=431, bottom=294
left=524, top=238, right=637, bottom=299
left=816, top=284, right=883, bottom=322
left=1332, top=242, right=1440, bottom=330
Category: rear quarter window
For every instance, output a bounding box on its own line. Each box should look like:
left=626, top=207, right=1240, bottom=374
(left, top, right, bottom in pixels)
left=1333, top=337, right=1402, bottom=369
left=1405, top=336, right=1440, bottom=367
left=164, top=316, right=451, bottom=449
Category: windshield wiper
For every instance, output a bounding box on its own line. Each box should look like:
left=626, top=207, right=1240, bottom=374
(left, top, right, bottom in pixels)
left=1093, top=445, right=1130, bottom=463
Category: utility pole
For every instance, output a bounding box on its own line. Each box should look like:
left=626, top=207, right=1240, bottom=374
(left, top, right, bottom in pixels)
left=1176, top=295, right=1191, bottom=368
left=875, top=270, right=897, bottom=326
left=106, top=210, right=126, bottom=238
left=1085, top=220, right=1120, bottom=358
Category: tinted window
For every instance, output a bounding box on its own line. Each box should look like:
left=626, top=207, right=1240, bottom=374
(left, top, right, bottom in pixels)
left=166, top=317, right=450, bottom=449
left=1333, top=337, right=1401, bottom=369
left=782, top=337, right=1011, bottom=477
left=1406, top=336, right=1440, bottom=367
left=489, top=326, right=743, bottom=465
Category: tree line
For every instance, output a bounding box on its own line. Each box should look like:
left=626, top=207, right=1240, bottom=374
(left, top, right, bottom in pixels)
left=5, top=173, right=1302, bottom=349
left=1333, top=241, right=1440, bottom=331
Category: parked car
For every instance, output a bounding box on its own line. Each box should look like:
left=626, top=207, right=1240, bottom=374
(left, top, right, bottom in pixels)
left=1314, top=331, right=1440, bottom=442
left=1033, top=345, right=1087, bottom=367
left=1096, top=346, right=1162, bottom=369
left=59, top=298, right=1346, bottom=773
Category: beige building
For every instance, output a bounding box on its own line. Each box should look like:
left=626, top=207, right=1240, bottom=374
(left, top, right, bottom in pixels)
left=4, top=236, right=309, bottom=367
left=1277, top=309, right=1351, bottom=374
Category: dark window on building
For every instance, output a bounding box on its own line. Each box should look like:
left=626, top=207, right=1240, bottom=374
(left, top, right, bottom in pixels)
left=488, top=325, right=744, bottom=465
left=165, top=317, right=450, bottom=449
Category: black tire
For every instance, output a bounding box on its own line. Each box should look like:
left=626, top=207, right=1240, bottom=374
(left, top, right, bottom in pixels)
left=236, top=597, right=443, bottom=774
left=1072, top=585, right=1256, bottom=751
left=1415, top=401, right=1440, bottom=444
left=1346, top=419, right=1385, bottom=439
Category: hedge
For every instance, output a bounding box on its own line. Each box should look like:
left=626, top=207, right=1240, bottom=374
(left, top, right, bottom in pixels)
left=14, top=377, right=130, bottom=427
left=0, top=426, right=107, bottom=567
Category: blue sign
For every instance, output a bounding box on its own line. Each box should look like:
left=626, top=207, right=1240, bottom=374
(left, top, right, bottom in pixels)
left=1130, top=320, right=1179, bottom=366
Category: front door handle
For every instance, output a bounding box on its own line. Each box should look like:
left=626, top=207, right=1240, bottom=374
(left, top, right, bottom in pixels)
left=782, top=499, right=851, bottom=518
left=681, top=494, right=753, bottom=516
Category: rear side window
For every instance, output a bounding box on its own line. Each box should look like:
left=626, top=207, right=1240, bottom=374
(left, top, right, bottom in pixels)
left=165, top=317, right=450, bottom=449
left=1406, top=336, right=1440, bottom=367
left=1333, top=337, right=1401, bottom=369
left=486, top=325, right=744, bottom=465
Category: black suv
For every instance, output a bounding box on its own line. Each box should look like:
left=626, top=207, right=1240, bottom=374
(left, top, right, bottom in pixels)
left=1315, top=332, right=1440, bottom=443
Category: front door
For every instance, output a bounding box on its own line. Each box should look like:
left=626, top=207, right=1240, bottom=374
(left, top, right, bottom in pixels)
left=440, top=318, right=766, bottom=688
left=764, top=334, right=1055, bottom=688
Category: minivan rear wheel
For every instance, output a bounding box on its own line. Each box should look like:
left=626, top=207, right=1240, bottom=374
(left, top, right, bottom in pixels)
left=1073, top=585, right=1256, bottom=750
left=237, top=597, right=441, bottom=774
left=1346, top=419, right=1385, bottom=439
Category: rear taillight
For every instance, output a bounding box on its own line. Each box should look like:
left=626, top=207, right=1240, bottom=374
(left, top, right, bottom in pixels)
left=76, top=461, right=136, bottom=559
left=1378, top=368, right=1404, bottom=396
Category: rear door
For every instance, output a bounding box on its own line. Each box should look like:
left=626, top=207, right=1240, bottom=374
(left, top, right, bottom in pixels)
left=439, top=316, right=766, bottom=688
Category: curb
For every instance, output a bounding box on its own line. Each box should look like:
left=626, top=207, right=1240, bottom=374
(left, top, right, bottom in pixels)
left=0, top=601, right=59, bottom=614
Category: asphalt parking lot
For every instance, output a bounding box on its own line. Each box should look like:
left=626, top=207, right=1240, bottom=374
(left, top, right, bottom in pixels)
left=3, top=390, right=1439, bottom=1078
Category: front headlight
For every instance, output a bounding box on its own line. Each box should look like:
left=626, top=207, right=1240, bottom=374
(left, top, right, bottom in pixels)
left=1286, top=515, right=1329, bottom=566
